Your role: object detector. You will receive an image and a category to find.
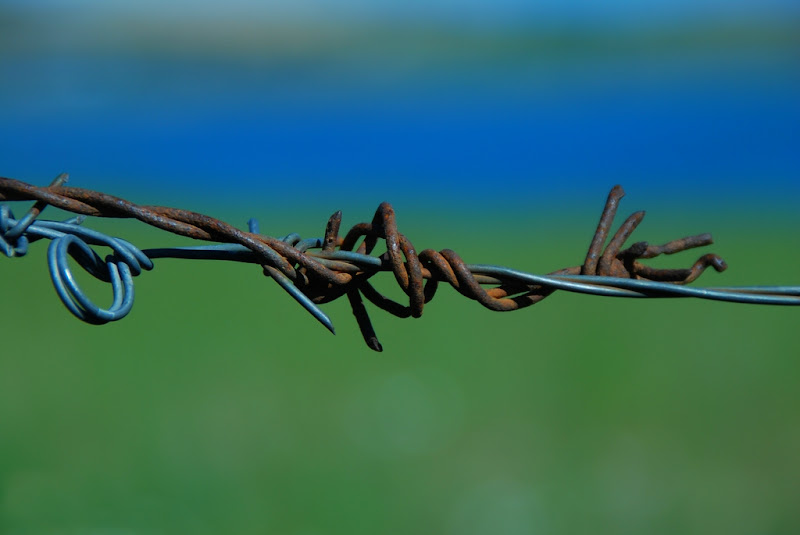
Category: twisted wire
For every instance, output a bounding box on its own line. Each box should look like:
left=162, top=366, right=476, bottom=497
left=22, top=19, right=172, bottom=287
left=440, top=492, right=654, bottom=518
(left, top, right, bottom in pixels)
left=2, top=175, right=798, bottom=351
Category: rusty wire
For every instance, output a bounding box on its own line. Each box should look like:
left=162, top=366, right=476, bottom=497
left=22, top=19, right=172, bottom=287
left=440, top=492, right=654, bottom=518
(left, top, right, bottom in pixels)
left=2, top=174, right=798, bottom=351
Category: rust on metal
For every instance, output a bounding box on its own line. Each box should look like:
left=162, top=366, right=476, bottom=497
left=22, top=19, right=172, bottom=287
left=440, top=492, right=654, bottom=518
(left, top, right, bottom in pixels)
left=0, top=175, right=742, bottom=350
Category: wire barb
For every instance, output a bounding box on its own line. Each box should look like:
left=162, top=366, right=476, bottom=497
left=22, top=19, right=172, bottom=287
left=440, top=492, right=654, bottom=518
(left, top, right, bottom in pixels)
left=2, top=175, right=798, bottom=350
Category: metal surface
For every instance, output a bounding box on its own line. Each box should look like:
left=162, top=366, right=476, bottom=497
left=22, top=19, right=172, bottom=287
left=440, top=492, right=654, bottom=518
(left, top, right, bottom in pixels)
left=2, top=174, right=798, bottom=351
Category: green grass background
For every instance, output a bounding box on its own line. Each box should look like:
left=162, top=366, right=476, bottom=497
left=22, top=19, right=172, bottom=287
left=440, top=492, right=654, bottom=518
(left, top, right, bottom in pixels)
left=1, top=204, right=799, bottom=534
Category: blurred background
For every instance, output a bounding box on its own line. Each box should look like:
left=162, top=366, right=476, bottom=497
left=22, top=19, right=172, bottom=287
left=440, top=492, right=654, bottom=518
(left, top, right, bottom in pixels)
left=1, top=1, right=798, bottom=534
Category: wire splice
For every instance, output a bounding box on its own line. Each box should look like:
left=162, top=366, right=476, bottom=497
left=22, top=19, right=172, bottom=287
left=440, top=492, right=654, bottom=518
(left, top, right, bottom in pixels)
left=2, top=175, right=798, bottom=350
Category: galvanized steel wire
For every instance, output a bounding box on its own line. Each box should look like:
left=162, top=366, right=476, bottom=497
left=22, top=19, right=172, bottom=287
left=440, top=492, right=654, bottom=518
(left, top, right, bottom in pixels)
left=2, top=174, right=798, bottom=351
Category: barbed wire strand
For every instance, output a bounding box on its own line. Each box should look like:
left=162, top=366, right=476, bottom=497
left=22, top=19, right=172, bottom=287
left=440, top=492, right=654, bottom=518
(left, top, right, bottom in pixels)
left=2, top=174, right=798, bottom=351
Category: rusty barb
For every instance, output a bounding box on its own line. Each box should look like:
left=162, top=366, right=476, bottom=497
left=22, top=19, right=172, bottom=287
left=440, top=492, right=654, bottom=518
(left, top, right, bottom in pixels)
left=2, top=175, right=798, bottom=351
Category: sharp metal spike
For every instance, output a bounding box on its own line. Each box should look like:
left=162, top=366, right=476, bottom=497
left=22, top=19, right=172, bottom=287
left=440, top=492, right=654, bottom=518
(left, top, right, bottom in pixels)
left=4, top=173, right=70, bottom=239
left=263, top=264, right=335, bottom=334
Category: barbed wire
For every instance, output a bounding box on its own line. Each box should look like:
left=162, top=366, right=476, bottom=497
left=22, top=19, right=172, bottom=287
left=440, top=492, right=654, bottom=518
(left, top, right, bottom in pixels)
left=2, top=174, right=798, bottom=351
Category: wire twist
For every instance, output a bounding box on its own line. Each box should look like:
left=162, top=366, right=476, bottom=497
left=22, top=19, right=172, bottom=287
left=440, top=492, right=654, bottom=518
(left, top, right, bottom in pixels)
left=2, top=175, right=798, bottom=351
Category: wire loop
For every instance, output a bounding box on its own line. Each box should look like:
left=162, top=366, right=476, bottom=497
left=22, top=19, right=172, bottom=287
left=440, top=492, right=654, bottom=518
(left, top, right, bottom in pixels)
left=47, top=234, right=136, bottom=324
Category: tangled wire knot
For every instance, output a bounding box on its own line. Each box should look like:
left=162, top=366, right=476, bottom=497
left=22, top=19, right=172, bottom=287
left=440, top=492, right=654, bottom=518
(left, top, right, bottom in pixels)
left=2, top=174, right=797, bottom=351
